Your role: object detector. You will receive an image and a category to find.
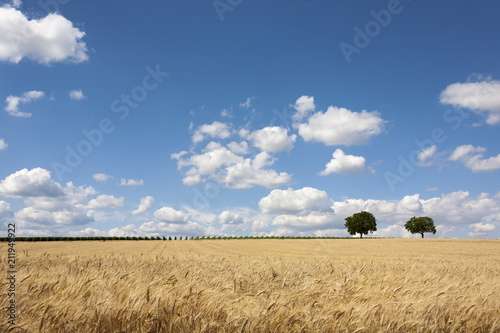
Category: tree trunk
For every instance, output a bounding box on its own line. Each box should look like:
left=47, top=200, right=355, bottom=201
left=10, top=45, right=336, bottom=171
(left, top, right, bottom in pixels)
left=421, top=233, right=424, bottom=238
left=360, top=233, right=363, bottom=239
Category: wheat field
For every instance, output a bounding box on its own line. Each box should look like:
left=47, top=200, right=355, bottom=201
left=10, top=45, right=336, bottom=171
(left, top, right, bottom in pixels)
left=1, top=239, right=500, bottom=332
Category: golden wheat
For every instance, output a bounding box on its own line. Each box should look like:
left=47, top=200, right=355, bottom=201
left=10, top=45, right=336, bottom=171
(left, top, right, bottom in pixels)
left=1, top=239, right=499, bottom=332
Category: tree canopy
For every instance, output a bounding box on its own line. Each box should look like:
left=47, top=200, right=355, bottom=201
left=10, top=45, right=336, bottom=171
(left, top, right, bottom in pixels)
left=404, top=216, right=436, bottom=238
left=344, top=211, right=377, bottom=238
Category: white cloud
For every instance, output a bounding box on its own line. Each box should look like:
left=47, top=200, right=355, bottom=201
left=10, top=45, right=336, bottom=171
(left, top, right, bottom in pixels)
left=259, top=187, right=332, bottom=214
left=174, top=145, right=292, bottom=189
left=227, top=141, right=249, bottom=154
left=372, top=225, right=413, bottom=238
left=132, top=196, right=154, bottom=215
left=320, top=149, right=366, bottom=176
left=426, top=187, right=439, bottom=192
left=219, top=210, right=244, bottom=225
left=69, top=89, right=86, bottom=100
left=468, top=222, right=496, bottom=238
left=154, top=207, right=188, bottom=223
left=0, top=139, right=7, bottom=150
left=119, top=178, right=144, bottom=186
left=0, top=167, right=64, bottom=198
left=222, top=151, right=292, bottom=189
left=0, top=6, right=88, bottom=64
left=93, top=173, right=112, bottom=182
left=0, top=200, right=14, bottom=220
left=192, top=121, right=231, bottom=144
left=246, top=126, right=296, bottom=153
left=272, top=213, right=335, bottom=230
left=418, top=145, right=438, bottom=167
left=298, top=106, right=385, bottom=146
left=440, top=79, right=500, bottom=125
left=239, top=96, right=254, bottom=109
left=5, top=90, right=44, bottom=117
left=87, top=194, right=125, bottom=209
left=449, top=145, right=500, bottom=172
left=138, top=221, right=205, bottom=236
left=291, top=95, right=315, bottom=122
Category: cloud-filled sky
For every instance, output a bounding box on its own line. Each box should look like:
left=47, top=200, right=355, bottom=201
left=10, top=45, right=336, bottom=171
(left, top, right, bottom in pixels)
left=1, top=0, right=499, bottom=238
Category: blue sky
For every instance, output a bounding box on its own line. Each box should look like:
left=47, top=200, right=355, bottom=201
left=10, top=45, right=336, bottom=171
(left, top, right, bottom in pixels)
left=1, top=0, right=499, bottom=238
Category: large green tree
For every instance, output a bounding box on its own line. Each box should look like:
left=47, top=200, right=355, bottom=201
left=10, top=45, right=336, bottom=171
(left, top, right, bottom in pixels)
left=404, top=216, right=436, bottom=238
left=344, top=211, right=377, bottom=238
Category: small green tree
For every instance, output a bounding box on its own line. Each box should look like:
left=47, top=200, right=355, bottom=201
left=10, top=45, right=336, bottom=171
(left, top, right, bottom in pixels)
left=344, top=211, right=377, bottom=238
left=405, top=216, right=436, bottom=238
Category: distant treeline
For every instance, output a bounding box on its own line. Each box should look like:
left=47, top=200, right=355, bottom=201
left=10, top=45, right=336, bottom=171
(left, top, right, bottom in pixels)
left=0, top=235, right=369, bottom=242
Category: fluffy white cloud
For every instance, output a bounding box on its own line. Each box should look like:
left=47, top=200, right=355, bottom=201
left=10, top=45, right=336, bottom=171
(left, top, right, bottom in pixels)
left=16, top=206, right=94, bottom=229
left=320, top=149, right=366, bottom=176
left=298, top=106, right=385, bottom=146
left=0, top=167, right=64, bottom=198
left=440, top=79, right=500, bottom=125
left=0, top=200, right=14, bottom=220
left=222, top=151, right=292, bottom=189
left=468, top=222, right=496, bottom=238
left=227, top=141, right=249, bottom=154
left=119, top=178, right=144, bottom=186
left=5, top=90, right=44, bottom=117
left=192, top=121, right=231, bottom=143
left=449, top=145, right=500, bottom=172
left=0, top=5, right=88, bottom=64
left=87, top=194, right=125, bottom=209
left=219, top=210, right=244, bottom=225
left=69, top=89, right=86, bottom=100
left=246, top=126, right=296, bottom=153
left=0, top=139, right=7, bottom=150
left=154, top=207, right=188, bottom=223
left=272, top=213, right=335, bottom=230
left=418, top=145, right=438, bottom=167
left=259, top=187, right=332, bottom=214
left=93, top=173, right=112, bottom=182
left=138, top=221, right=205, bottom=236
left=291, top=95, right=315, bottom=122
left=132, top=196, right=154, bottom=215
left=173, top=145, right=292, bottom=189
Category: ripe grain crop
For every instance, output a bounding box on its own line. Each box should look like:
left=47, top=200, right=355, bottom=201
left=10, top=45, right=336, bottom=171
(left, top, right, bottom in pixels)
left=1, top=239, right=499, bottom=332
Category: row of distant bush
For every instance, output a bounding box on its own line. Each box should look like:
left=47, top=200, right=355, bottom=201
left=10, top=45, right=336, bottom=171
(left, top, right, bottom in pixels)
left=0, top=235, right=373, bottom=242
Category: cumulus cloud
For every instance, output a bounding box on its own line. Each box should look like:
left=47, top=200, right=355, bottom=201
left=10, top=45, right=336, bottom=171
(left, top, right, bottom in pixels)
left=0, top=167, right=64, bottom=198
left=468, top=222, right=496, bottom=238
left=0, top=139, right=7, bottom=150
left=418, top=145, right=439, bottom=167
left=173, top=145, right=292, bottom=189
left=119, top=178, right=144, bottom=186
left=192, top=121, right=231, bottom=144
left=227, top=141, right=249, bottom=154
left=449, top=145, right=500, bottom=172
left=93, top=173, right=112, bottom=182
left=87, top=194, right=125, bottom=209
left=440, top=79, right=500, bottom=125
left=298, top=106, right=385, bottom=146
left=5, top=90, right=44, bottom=117
left=245, top=126, right=296, bottom=153
left=154, top=207, right=188, bottom=223
left=69, top=89, right=86, bottom=100
left=291, top=95, right=315, bottom=122
left=222, top=151, right=292, bottom=189
left=259, top=187, right=332, bottom=215
left=320, top=149, right=367, bottom=176
left=0, top=5, right=88, bottom=64
left=132, top=196, right=154, bottom=215
left=0, top=200, right=14, bottom=220
left=219, top=210, right=244, bottom=225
